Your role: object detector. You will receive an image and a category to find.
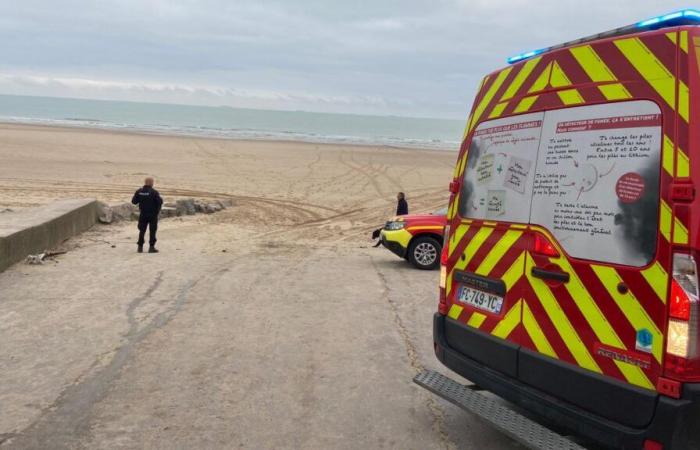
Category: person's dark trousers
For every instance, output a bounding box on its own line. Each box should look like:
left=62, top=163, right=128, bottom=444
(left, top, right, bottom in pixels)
left=137, top=215, right=158, bottom=247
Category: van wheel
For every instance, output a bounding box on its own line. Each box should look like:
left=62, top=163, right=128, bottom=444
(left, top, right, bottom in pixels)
left=408, top=236, right=441, bottom=270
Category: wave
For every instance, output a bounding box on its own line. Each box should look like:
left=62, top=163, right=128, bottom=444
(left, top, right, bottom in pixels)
left=0, top=115, right=461, bottom=151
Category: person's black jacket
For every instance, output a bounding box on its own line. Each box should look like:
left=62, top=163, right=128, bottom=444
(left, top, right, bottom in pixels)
left=396, top=198, right=408, bottom=215
left=131, top=186, right=163, bottom=217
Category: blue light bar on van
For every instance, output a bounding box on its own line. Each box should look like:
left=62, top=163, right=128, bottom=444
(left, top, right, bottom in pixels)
left=638, top=9, right=700, bottom=27
left=507, top=8, right=700, bottom=64
left=507, top=49, right=545, bottom=64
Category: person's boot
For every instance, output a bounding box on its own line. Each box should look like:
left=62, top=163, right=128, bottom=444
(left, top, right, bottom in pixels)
left=148, top=245, right=159, bottom=253
left=137, top=245, right=143, bottom=253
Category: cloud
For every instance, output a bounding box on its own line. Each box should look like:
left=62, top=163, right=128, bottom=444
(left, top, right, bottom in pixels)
left=0, top=72, right=402, bottom=112
left=0, top=0, right=693, bottom=118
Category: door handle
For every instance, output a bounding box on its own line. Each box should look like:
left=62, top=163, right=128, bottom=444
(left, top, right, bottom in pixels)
left=531, top=267, right=570, bottom=283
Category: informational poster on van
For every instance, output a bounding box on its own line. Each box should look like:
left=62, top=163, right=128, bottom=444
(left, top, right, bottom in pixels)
left=460, top=112, right=544, bottom=223
left=530, top=101, right=662, bottom=266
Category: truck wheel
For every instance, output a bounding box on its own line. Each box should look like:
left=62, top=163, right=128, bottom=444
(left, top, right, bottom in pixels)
left=408, top=236, right=441, bottom=270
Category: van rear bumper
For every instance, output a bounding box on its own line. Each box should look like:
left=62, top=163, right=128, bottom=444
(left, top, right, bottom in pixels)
left=433, top=313, right=700, bottom=449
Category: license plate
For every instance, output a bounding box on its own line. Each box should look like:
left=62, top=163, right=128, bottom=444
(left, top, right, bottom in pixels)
left=457, top=286, right=504, bottom=315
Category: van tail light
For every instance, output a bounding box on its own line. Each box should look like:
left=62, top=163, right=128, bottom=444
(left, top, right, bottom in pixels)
left=665, top=253, right=700, bottom=382
left=533, top=232, right=559, bottom=257
left=643, top=439, right=663, bottom=450
left=438, top=224, right=450, bottom=315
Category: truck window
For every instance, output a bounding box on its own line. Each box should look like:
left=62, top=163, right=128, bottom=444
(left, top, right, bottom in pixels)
left=458, top=112, right=544, bottom=222
left=530, top=100, right=662, bottom=267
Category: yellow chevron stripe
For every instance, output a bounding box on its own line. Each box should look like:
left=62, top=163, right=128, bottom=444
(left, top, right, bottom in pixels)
left=666, top=31, right=677, bottom=45
left=454, top=226, right=495, bottom=271
left=641, top=262, right=669, bottom=304
left=557, top=89, right=585, bottom=105
left=501, top=57, right=542, bottom=100
left=674, top=217, right=689, bottom=245
left=492, top=299, right=522, bottom=339
left=529, top=61, right=553, bottom=92
left=570, top=45, right=632, bottom=100
left=489, top=58, right=543, bottom=118
left=449, top=224, right=469, bottom=255
left=679, top=81, right=690, bottom=123
left=660, top=200, right=672, bottom=243
left=510, top=224, right=527, bottom=230
left=550, top=61, right=585, bottom=105
left=475, top=230, right=523, bottom=276
left=458, top=148, right=470, bottom=175
left=514, top=62, right=552, bottom=113
left=664, top=29, right=688, bottom=52
left=447, top=198, right=457, bottom=220
left=548, top=255, right=652, bottom=388
left=467, top=312, right=487, bottom=329
left=522, top=301, right=557, bottom=358
left=525, top=255, right=601, bottom=373
left=488, top=102, right=508, bottom=119
left=448, top=304, right=464, bottom=320
left=446, top=223, right=469, bottom=296
left=663, top=135, right=675, bottom=176
left=681, top=30, right=689, bottom=53
left=614, top=38, right=677, bottom=119
left=468, top=68, right=513, bottom=133
left=591, top=265, right=663, bottom=365
left=599, top=83, right=633, bottom=100
left=502, top=252, right=525, bottom=291
left=677, top=148, right=690, bottom=178
left=463, top=76, right=491, bottom=139
left=514, top=96, right=539, bottom=113
left=453, top=150, right=468, bottom=179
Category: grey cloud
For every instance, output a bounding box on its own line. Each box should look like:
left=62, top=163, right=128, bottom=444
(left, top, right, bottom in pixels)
left=0, top=0, right=692, bottom=118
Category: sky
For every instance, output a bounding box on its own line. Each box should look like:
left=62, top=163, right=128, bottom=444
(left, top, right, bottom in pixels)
left=0, top=1, right=693, bottom=119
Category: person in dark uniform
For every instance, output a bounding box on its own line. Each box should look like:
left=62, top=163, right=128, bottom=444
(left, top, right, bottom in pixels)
left=131, top=177, right=163, bottom=253
left=396, top=192, right=408, bottom=216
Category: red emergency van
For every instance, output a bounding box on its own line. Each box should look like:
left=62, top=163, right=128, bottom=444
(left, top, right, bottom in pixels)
left=427, top=10, right=700, bottom=450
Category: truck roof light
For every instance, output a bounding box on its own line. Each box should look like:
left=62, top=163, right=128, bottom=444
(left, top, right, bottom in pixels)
left=507, top=49, right=545, bottom=64
left=638, top=9, right=700, bottom=27
left=507, top=9, right=700, bottom=64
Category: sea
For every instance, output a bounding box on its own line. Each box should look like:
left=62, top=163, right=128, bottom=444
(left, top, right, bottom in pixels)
left=0, top=94, right=464, bottom=151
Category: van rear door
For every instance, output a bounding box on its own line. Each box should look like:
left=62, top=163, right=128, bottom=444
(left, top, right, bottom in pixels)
left=446, top=112, right=544, bottom=377
left=520, top=100, right=666, bottom=428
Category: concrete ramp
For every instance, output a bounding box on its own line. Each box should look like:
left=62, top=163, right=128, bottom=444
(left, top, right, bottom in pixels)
left=0, top=199, right=98, bottom=272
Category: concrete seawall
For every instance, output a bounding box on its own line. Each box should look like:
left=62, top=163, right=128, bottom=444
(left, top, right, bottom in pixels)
left=0, top=199, right=98, bottom=272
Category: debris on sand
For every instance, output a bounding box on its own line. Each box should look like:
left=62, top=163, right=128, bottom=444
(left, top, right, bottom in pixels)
left=25, top=251, right=67, bottom=265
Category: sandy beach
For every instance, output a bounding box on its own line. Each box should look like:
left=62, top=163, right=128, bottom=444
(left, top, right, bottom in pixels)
left=0, top=123, right=452, bottom=226
left=0, top=124, right=522, bottom=449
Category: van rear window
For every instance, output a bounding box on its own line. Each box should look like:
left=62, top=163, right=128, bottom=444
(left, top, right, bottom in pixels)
left=530, top=101, right=661, bottom=266
left=458, top=112, right=544, bottom=223
left=459, top=100, right=662, bottom=267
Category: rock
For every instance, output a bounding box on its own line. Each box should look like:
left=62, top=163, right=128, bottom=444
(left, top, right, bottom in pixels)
left=220, top=198, right=234, bottom=208
left=176, top=198, right=196, bottom=215
left=204, top=203, right=222, bottom=214
left=194, top=200, right=207, bottom=213
left=109, top=202, right=138, bottom=222
left=164, top=202, right=183, bottom=217
left=159, top=206, right=178, bottom=219
left=97, top=202, right=113, bottom=224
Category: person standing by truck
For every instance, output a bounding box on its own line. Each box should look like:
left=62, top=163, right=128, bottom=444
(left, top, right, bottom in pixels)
left=396, top=192, right=408, bottom=216
left=131, top=177, right=163, bottom=253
